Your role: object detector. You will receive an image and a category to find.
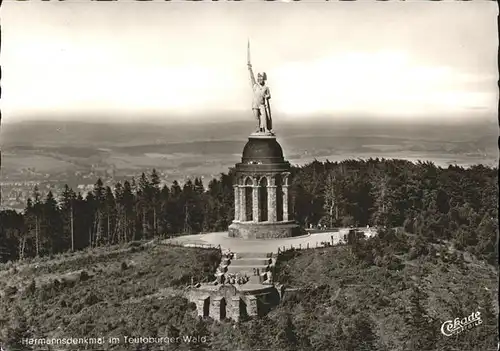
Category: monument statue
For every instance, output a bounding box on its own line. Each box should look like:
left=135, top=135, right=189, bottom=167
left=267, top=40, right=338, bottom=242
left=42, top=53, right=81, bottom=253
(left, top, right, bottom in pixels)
left=247, top=40, right=273, bottom=134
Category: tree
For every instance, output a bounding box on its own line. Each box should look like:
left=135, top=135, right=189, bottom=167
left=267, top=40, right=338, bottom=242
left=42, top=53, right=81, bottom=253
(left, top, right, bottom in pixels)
left=182, top=179, right=195, bottom=234
left=73, top=192, right=87, bottom=250
left=4, top=306, right=33, bottom=351
left=60, top=185, right=77, bottom=251
left=137, top=172, right=152, bottom=239
left=150, top=169, right=161, bottom=236
left=84, top=192, right=97, bottom=248
left=345, top=313, right=379, bottom=351
left=0, top=210, right=24, bottom=262
left=323, top=169, right=345, bottom=228
left=31, top=185, right=42, bottom=257
left=113, top=181, right=136, bottom=244
left=158, top=185, right=171, bottom=236
left=403, top=285, right=438, bottom=350
left=290, top=160, right=326, bottom=227
left=474, top=213, right=497, bottom=264
left=114, top=182, right=125, bottom=244
left=122, top=181, right=136, bottom=242
left=21, top=198, right=36, bottom=259
left=168, top=181, right=183, bottom=234
left=92, top=179, right=106, bottom=246
left=180, top=178, right=205, bottom=234
left=41, top=191, right=63, bottom=255
left=370, top=172, right=392, bottom=227
left=104, top=186, right=117, bottom=245
left=274, top=311, right=298, bottom=350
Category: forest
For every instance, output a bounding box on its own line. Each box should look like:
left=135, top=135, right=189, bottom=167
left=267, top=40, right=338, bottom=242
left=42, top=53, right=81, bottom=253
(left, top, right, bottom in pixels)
left=1, top=158, right=497, bottom=265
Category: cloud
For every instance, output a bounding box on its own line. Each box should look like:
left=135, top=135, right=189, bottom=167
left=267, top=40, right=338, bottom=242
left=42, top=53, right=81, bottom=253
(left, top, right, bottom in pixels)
left=269, top=51, right=496, bottom=118
left=2, top=1, right=496, bottom=122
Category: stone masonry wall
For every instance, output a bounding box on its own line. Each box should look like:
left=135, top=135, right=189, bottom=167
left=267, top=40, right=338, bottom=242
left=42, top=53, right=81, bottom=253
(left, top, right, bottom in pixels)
left=228, top=222, right=301, bottom=239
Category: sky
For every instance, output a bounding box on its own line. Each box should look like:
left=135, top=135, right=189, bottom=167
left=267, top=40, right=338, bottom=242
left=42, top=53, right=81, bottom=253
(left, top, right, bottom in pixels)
left=1, top=1, right=498, bottom=123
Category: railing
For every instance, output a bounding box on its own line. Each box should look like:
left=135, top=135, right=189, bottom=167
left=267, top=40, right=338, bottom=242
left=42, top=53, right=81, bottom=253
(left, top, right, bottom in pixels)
left=276, top=237, right=344, bottom=256
left=158, top=240, right=222, bottom=253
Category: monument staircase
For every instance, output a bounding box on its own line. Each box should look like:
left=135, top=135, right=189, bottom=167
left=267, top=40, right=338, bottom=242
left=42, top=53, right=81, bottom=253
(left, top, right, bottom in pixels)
left=186, top=251, right=281, bottom=322
left=219, top=251, right=275, bottom=285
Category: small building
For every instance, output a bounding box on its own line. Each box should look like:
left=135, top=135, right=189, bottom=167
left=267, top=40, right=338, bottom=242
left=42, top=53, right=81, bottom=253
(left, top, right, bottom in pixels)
left=186, top=283, right=281, bottom=322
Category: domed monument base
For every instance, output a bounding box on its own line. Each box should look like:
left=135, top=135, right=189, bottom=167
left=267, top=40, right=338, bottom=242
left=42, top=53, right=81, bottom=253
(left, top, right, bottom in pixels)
left=229, top=132, right=302, bottom=240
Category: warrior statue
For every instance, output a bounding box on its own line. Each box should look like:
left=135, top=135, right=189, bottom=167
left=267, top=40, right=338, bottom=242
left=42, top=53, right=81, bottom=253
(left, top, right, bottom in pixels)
left=247, top=40, right=273, bottom=134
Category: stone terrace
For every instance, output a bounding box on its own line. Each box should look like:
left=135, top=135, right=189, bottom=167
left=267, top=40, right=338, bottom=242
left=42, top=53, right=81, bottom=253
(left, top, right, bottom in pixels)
left=164, top=229, right=367, bottom=254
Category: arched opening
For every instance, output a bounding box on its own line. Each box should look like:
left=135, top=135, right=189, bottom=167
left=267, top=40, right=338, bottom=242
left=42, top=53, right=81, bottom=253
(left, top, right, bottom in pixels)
left=220, top=298, right=227, bottom=320
left=245, top=177, right=253, bottom=221
left=203, top=298, right=210, bottom=318
left=239, top=298, right=248, bottom=319
left=259, top=177, right=268, bottom=222
left=256, top=296, right=267, bottom=317
left=275, top=175, right=283, bottom=222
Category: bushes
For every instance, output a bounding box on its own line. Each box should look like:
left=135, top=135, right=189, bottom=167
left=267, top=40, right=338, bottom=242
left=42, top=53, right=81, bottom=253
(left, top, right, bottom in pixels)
left=25, top=279, right=36, bottom=296
left=271, top=235, right=498, bottom=351
left=0, top=245, right=221, bottom=347
left=5, top=285, right=18, bottom=297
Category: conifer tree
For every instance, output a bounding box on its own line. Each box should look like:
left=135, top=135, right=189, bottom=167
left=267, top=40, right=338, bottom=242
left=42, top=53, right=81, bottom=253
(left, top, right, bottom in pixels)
left=92, top=179, right=106, bottom=246
left=159, top=184, right=171, bottom=236
left=150, top=169, right=161, bottom=236
left=60, top=184, right=77, bottom=251
left=122, top=180, right=135, bottom=242
left=104, top=186, right=117, bottom=245
left=137, top=172, right=152, bottom=239
left=41, top=191, right=63, bottom=255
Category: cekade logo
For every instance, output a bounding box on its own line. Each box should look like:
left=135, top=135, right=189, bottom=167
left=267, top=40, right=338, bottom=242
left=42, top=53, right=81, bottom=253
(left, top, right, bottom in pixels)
left=440, top=311, right=482, bottom=336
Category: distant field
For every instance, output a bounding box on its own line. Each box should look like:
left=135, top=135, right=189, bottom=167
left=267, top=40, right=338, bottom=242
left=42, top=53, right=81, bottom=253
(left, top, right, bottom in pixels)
left=1, top=120, right=497, bottom=181
left=287, top=150, right=497, bottom=168
left=2, top=145, right=496, bottom=182
left=2, top=152, right=79, bottom=174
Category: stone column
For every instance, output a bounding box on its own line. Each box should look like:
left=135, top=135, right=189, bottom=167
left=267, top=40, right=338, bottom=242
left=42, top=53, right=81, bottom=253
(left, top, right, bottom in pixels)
left=229, top=296, right=241, bottom=322
left=195, top=297, right=208, bottom=318
left=252, top=185, right=260, bottom=222
left=240, top=186, right=246, bottom=222
left=267, top=180, right=277, bottom=222
left=233, top=185, right=240, bottom=221
left=246, top=295, right=258, bottom=317
left=282, top=185, right=289, bottom=221
left=210, top=296, right=223, bottom=321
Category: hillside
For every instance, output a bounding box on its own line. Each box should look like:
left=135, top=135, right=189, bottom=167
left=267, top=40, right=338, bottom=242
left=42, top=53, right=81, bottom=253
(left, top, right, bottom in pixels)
left=270, top=231, right=498, bottom=351
left=0, top=158, right=497, bottom=350
left=0, top=233, right=497, bottom=351
left=0, top=243, right=221, bottom=351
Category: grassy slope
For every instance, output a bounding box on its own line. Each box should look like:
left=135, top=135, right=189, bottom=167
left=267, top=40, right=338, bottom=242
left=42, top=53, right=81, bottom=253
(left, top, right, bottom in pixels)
left=272, top=244, right=498, bottom=351
left=0, top=240, right=497, bottom=351
left=0, top=244, right=220, bottom=350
